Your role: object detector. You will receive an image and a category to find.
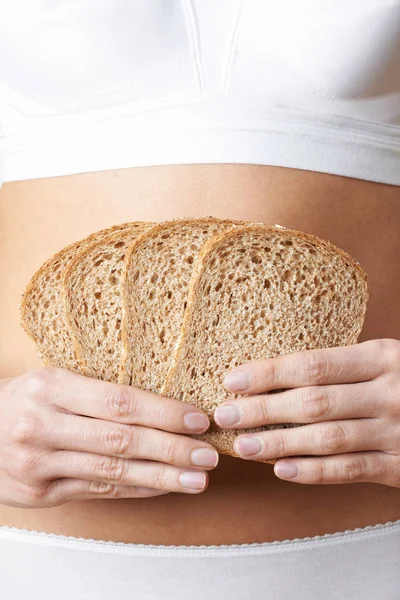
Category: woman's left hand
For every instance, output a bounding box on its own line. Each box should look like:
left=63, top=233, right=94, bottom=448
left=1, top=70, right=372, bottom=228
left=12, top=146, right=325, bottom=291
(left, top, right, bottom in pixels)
left=214, top=339, right=400, bottom=487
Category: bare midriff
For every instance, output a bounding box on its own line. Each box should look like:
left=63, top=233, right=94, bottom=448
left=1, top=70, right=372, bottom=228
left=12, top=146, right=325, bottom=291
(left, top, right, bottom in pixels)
left=0, top=163, right=399, bottom=545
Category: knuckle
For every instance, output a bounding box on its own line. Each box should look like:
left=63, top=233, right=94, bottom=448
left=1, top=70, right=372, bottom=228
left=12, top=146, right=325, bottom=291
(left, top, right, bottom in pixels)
left=87, top=481, right=116, bottom=496
left=253, top=395, right=270, bottom=424
left=340, top=456, right=365, bottom=483
left=24, top=481, right=50, bottom=503
left=104, top=426, right=134, bottom=457
left=378, top=339, right=400, bottom=371
left=97, top=455, right=125, bottom=483
left=15, top=448, right=41, bottom=479
left=103, top=387, right=137, bottom=421
left=273, top=433, right=288, bottom=456
left=24, top=369, right=50, bottom=399
left=319, top=422, right=347, bottom=453
left=303, top=353, right=329, bottom=384
left=151, top=464, right=168, bottom=490
left=265, top=360, right=278, bottom=389
left=300, top=387, right=330, bottom=420
left=12, top=413, right=43, bottom=444
left=308, top=459, right=326, bottom=484
left=163, top=440, right=179, bottom=465
left=154, top=401, right=169, bottom=428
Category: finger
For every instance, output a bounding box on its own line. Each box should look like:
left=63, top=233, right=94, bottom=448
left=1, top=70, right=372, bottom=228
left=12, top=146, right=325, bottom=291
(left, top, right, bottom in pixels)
left=215, top=381, right=384, bottom=429
left=45, top=451, right=209, bottom=494
left=273, top=451, right=397, bottom=486
left=44, top=413, right=219, bottom=470
left=233, top=419, right=388, bottom=461
left=40, top=479, right=170, bottom=505
left=44, top=368, right=210, bottom=433
left=223, top=339, right=394, bottom=395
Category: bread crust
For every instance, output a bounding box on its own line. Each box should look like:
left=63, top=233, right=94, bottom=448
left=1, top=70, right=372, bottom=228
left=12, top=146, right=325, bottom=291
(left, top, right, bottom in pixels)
left=20, top=222, right=135, bottom=371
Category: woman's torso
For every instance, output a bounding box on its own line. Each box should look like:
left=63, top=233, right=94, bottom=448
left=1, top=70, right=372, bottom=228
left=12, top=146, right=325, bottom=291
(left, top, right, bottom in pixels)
left=0, top=163, right=399, bottom=545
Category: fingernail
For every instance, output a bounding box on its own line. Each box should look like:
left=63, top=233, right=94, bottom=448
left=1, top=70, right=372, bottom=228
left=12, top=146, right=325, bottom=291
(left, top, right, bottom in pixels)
left=224, top=370, right=252, bottom=392
left=214, top=404, right=242, bottom=427
left=275, top=463, right=299, bottom=479
left=184, top=412, right=209, bottom=432
left=191, top=448, right=219, bottom=468
left=178, top=471, right=207, bottom=490
left=236, top=436, right=263, bottom=456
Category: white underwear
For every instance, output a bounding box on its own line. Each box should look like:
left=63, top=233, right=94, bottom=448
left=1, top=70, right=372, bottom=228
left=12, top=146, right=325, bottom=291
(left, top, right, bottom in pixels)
left=1, top=520, right=400, bottom=599
left=1, top=1, right=399, bottom=186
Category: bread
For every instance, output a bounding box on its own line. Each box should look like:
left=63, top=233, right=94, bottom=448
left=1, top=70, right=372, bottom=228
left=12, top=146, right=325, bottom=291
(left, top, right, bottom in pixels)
left=63, top=222, right=153, bottom=382
left=118, top=218, right=246, bottom=391
left=19, top=223, right=133, bottom=372
left=21, top=218, right=368, bottom=464
left=161, top=225, right=368, bottom=462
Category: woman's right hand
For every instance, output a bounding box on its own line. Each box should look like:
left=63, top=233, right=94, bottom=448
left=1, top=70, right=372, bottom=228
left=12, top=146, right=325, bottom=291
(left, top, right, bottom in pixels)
left=0, top=368, right=219, bottom=508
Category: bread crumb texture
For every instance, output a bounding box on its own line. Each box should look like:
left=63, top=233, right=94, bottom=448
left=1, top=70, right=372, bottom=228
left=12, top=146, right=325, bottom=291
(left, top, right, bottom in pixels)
left=161, top=225, right=368, bottom=456
left=119, top=218, right=244, bottom=391
left=64, top=223, right=152, bottom=382
left=21, top=220, right=368, bottom=459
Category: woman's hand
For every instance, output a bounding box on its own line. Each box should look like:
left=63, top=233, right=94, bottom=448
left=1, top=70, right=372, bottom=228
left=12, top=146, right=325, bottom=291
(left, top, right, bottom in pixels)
left=214, top=338, right=400, bottom=487
left=0, top=368, right=218, bottom=508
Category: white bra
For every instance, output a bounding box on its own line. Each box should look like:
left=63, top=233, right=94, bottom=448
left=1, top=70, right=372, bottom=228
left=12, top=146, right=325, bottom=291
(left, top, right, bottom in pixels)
left=0, top=0, right=399, bottom=185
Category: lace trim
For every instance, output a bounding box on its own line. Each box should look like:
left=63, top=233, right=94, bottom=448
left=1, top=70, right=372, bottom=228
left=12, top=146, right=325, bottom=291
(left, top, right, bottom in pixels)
left=1, top=519, right=399, bottom=553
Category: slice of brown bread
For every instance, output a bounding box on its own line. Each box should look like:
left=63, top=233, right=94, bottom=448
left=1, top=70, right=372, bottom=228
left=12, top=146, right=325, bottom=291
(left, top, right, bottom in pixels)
left=119, top=218, right=246, bottom=391
left=19, top=223, right=133, bottom=372
left=63, top=222, right=153, bottom=382
left=161, top=225, right=369, bottom=463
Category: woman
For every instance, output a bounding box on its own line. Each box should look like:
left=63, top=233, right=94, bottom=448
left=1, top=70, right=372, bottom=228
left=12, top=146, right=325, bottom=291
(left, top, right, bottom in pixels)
left=0, top=1, right=399, bottom=598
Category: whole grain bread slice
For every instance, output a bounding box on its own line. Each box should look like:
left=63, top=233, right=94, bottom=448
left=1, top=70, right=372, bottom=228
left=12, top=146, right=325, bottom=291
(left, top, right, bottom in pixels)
left=118, top=218, right=246, bottom=391
left=63, top=222, right=153, bottom=382
left=161, top=225, right=369, bottom=463
left=19, top=223, right=133, bottom=372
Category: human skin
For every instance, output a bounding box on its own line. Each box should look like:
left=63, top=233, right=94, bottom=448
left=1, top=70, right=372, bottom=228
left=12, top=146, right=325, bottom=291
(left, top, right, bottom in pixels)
left=0, top=163, right=399, bottom=545
left=0, top=368, right=218, bottom=506
left=217, top=339, right=400, bottom=487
